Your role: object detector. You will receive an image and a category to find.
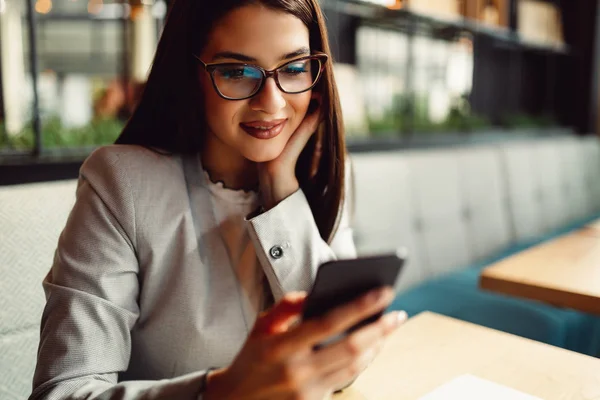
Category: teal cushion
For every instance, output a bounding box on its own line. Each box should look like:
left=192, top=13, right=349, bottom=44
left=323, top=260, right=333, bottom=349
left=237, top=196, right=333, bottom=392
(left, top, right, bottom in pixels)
left=390, top=213, right=600, bottom=356
left=390, top=274, right=600, bottom=356
left=445, top=212, right=600, bottom=287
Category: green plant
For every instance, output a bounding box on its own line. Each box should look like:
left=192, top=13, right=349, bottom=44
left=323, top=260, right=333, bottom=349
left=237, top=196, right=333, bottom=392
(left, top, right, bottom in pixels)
left=502, top=113, right=558, bottom=130
left=0, top=117, right=125, bottom=151
left=366, top=92, right=491, bottom=136
left=0, top=122, right=5, bottom=148
left=366, top=92, right=413, bottom=137
left=0, top=123, right=34, bottom=150
left=367, top=114, right=402, bottom=136
left=439, top=103, right=491, bottom=132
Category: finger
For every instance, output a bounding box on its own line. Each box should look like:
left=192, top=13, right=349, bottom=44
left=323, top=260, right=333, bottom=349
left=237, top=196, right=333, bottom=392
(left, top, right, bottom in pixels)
left=253, top=292, right=307, bottom=336
left=308, top=311, right=406, bottom=377
left=319, top=346, right=376, bottom=393
left=269, top=315, right=397, bottom=396
left=313, top=312, right=406, bottom=370
left=304, top=92, right=323, bottom=123
left=276, top=286, right=395, bottom=355
left=301, top=93, right=323, bottom=134
left=281, top=94, right=323, bottom=157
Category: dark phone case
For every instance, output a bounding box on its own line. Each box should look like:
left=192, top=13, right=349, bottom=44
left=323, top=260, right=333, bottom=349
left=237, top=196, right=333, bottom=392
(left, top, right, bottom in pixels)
left=302, top=253, right=405, bottom=333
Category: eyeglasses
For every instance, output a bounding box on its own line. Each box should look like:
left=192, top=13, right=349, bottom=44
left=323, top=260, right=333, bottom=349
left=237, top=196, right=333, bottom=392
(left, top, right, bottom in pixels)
left=194, top=53, right=329, bottom=100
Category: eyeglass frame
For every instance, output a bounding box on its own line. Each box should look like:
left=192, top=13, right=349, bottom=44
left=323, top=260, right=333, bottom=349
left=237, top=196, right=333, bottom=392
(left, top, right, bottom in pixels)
left=193, top=52, right=329, bottom=101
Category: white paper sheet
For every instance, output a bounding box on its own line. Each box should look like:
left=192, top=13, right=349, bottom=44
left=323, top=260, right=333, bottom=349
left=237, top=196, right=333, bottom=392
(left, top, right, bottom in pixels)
left=418, top=374, right=544, bottom=400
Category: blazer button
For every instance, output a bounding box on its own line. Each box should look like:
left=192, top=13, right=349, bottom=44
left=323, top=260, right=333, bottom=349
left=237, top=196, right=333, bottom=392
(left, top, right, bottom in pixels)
left=269, top=245, right=284, bottom=259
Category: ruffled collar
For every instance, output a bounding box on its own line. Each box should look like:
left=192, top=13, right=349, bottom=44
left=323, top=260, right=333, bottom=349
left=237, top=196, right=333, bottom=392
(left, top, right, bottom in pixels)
left=201, top=168, right=258, bottom=204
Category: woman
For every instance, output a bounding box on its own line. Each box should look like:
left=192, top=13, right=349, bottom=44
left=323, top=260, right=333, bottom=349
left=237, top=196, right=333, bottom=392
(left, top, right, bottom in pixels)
left=30, top=0, right=406, bottom=399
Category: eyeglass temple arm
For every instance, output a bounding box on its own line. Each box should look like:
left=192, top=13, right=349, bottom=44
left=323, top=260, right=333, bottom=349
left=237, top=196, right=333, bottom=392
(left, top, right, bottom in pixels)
left=193, top=54, right=208, bottom=69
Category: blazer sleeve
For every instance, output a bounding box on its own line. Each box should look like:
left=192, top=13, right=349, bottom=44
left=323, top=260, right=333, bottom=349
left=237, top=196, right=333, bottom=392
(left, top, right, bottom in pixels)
left=30, top=148, right=209, bottom=400
left=246, top=162, right=357, bottom=302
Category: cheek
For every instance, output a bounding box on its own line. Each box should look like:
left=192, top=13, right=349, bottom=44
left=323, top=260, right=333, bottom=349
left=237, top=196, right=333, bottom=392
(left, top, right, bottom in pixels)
left=201, top=77, right=242, bottom=131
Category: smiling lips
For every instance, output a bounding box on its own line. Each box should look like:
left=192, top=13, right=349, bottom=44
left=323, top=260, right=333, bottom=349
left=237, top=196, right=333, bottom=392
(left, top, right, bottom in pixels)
left=240, top=119, right=287, bottom=140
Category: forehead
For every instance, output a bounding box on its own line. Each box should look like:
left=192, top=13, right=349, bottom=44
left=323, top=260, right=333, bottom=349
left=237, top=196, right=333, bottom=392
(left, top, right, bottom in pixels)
left=204, top=4, right=310, bottom=66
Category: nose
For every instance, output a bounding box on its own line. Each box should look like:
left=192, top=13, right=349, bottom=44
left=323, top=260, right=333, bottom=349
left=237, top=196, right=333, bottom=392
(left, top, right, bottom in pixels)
left=249, top=76, right=286, bottom=114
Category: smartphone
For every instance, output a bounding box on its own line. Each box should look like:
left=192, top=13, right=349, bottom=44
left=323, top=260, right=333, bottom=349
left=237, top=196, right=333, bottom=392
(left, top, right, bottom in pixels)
left=302, top=249, right=407, bottom=340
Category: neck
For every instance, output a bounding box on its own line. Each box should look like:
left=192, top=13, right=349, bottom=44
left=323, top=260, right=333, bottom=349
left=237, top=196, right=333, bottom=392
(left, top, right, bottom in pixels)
left=201, top=134, right=258, bottom=191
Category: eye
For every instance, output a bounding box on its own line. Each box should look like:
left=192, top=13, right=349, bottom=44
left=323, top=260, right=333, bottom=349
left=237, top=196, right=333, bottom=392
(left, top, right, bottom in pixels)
left=216, top=66, right=262, bottom=80
left=216, top=66, right=245, bottom=80
left=280, top=61, right=310, bottom=76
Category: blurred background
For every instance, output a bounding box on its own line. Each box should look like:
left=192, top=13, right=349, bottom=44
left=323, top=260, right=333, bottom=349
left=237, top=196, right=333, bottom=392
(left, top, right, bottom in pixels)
left=0, top=0, right=598, bottom=179
left=5, top=4, right=600, bottom=396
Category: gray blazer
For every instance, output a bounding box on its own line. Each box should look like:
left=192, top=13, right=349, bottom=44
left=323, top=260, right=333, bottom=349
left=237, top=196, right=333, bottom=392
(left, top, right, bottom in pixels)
left=30, top=145, right=356, bottom=400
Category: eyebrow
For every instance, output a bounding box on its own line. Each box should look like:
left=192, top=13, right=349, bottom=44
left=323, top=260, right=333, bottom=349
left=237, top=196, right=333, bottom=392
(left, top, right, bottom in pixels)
left=212, top=47, right=311, bottom=63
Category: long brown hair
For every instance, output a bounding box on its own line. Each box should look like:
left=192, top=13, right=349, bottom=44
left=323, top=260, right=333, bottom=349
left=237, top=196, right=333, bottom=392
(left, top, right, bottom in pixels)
left=116, top=0, right=347, bottom=243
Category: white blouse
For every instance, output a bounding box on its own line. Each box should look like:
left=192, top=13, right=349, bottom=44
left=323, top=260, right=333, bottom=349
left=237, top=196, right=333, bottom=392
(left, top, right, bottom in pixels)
left=202, top=169, right=268, bottom=324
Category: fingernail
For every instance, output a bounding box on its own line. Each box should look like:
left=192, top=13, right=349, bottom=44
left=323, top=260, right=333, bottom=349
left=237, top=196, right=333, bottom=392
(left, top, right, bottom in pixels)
left=397, top=310, right=408, bottom=324
left=386, top=311, right=408, bottom=328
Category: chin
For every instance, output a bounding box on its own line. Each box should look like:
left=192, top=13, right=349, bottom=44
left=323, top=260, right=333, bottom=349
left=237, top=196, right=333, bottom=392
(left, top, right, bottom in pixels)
left=241, top=145, right=285, bottom=163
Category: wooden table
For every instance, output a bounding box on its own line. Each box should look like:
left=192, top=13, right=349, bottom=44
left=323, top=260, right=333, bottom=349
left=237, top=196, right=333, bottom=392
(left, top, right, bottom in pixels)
left=582, top=219, right=600, bottom=236
left=335, top=312, right=600, bottom=400
left=479, top=229, right=600, bottom=315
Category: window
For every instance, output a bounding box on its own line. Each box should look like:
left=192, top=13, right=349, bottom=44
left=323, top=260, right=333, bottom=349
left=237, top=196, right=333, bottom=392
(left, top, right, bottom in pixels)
left=0, top=0, right=35, bottom=152
left=0, top=0, right=167, bottom=155
left=350, top=26, right=477, bottom=138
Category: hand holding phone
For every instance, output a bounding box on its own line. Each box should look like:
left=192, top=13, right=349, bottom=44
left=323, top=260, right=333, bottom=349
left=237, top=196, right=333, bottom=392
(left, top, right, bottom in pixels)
left=204, top=285, right=406, bottom=400
left=302, top=249, right=406, bottom=341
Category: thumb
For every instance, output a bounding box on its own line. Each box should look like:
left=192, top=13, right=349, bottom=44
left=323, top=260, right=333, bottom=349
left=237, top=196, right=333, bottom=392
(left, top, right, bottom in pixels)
left=253, top=292, right=307, bottom=336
